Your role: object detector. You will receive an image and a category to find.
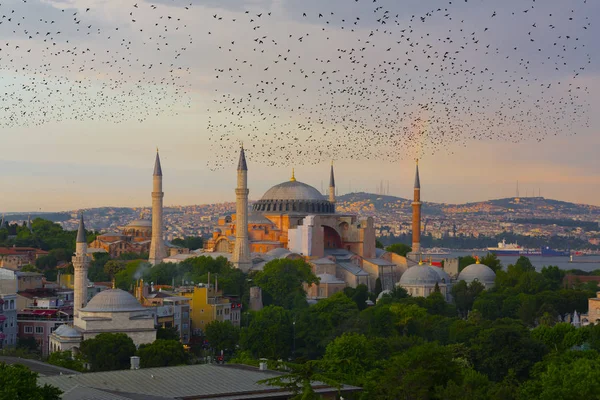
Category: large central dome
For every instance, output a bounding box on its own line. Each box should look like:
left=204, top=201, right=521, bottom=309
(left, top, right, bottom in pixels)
left=253, top=179, right=335, bottom=214
left=261, top=180, right=324, bottom=201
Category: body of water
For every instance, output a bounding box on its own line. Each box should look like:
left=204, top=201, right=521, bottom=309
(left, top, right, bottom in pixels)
left=434, top=251, right=600, bottom=272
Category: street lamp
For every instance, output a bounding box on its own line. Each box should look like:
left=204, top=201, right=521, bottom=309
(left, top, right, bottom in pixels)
left=292, top=319, right=296, bottom=360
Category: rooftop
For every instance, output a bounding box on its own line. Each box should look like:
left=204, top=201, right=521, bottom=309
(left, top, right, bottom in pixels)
left=38, top=363, right=361, bottom=399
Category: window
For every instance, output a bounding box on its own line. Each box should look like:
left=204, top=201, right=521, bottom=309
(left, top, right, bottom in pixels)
left=24, top=326, right=33, bottom=334
left=35, top=326, right=44, bottom=334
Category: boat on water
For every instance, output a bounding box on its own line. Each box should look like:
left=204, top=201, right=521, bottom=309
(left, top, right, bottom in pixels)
left=487, top=239, right=570, bottom=257
left=422, top=247, right=451, bottom=256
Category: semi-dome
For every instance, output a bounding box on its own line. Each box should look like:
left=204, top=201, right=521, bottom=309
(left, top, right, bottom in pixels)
left=399, top=265, right=441, bottom=286
left=252, top=179, right=334, bottom=214
left=82, top=289, right=146, bottom=313
left=458, top=262, right=496, bottom=288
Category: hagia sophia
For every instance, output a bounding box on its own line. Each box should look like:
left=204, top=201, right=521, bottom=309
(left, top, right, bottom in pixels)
left=48, top=147, right=498, bottom=354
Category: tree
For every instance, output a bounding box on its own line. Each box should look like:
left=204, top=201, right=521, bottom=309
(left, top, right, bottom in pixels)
left=0, top=362, right=62, bottom=400
left=480, top=253, right=503, bottom=273
left=205, top=320, right=240, bottom=355
left=254, top=259, right=319, bottom=309
left=258, top=360, right=341, bottom=400
left=47, top=350, right=85, bottom=372
left=157, top=326, right=180, bottom=341
left=367, top=343, right=462, bottom=399
left=138, top=339, right=187, bottom=368
left=240, top=306, right=293, bottom=360
left=104, top=260, right=125, bottom=281
left=20, top=264, right=41, bottom=273
left=375, top=239, right=384, bottom=249
left=79, top=333, right=136, bottom=372
left=452, top=280, right=485, bottom=318
left=343, top=284, right=370, bottom=311
left=541, top=266, right=566, bottom=291
left=519, top=354, right=600, bottom=399
left=322, top=333, right=376, bottom=385
left=469, top=319, right=547, bottom=381
left=385, top=243, right=412, bottom=257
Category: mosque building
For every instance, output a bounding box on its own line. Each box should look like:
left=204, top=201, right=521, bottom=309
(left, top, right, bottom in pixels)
left=50, top=212, right=157, bottom=354
left=205, top=147, right=412, bottom=294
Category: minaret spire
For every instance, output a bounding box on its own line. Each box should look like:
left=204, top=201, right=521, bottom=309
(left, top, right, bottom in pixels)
left=232, top=146, right=252, bottom=272
left=411, top=159, right=422, bottom=255
left=73, top=213, right=90, bottom=316
left=328, top=160, right=336, bottom=206
left=149, top=150, right=167, bottom=265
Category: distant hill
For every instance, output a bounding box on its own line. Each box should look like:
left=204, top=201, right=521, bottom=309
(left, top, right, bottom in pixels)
left=3, top=193, right=600, bottom=221
left=336, top=192, right=600, bottom=217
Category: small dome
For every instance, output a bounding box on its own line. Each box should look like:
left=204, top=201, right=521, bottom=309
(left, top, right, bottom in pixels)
left=261, top=180, right=325, bottom=202
left=266, top=247, right=293, bottom=259
left=214, top=228, right=222, bottom=233
left=82, top=289, right=146, bottom=313
left=53, top=324, right=82, bottom=338
left=126, top=219, right=152, bottom=228
left=399, top=265, right=441, bottom=286
left=248, top=212, right=273, bottom=225
left=458, top=263, right=496, bottom=286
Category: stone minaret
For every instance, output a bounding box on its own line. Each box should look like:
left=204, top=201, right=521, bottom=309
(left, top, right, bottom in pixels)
left=149, top=150, right=167, bottom=265
left=412, top=160, right=422, bottom=254
left=329, top=161, right=336, bottom=205
left=73, top=213, right=90, bottom=315
left=231, top=146, right=251, bottom=272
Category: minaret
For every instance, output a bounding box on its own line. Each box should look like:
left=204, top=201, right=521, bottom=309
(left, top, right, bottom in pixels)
left=27, top=215, right=32, bottom=232
left=231, top=146, right=251, bottom=272
left=73, top=214, right=90, bottom=315
left=411, top=159, right=422, bottom=254
left=329, top=161, right=336, bottom=205
left=149, top=149, right=167, bottom=266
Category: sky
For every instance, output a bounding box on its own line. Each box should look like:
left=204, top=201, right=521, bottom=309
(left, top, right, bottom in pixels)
left=0, top=0, right=598, bottom=212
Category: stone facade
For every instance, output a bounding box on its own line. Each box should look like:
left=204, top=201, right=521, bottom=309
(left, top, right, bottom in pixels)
left=149, top=151, right=167, bottom=265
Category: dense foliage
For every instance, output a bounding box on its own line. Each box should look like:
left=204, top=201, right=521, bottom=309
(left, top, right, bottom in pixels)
left=79, top=333, right=137, bottom=372
left=138, top=339, right=187, bottom=368
left=0, top=362, right=62, bottom=400
left=220, top=256, right=600, bottom=399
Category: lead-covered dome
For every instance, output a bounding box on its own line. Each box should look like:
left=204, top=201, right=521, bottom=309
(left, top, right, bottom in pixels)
left=458, top=262, right=496, bottom=288
left=399, top=265, right=441, bottom=286
left=253, top=179, right=334, bottom=214
left=262, top=180, right=324, bottom=201
left=82, top=289, right=146, bottom=313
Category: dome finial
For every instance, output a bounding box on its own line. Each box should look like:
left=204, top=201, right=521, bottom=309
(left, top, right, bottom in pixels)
left=290, top=168, right=296, bottom=182
left=475, top=255, right=480, bottom=264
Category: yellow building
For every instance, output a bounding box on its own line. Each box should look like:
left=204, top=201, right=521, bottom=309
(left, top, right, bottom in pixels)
left=177, top=285, right=241, bottom=336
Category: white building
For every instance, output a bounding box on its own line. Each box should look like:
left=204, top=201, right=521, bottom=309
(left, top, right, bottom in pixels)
left=50, top=289, right=156, bottom=354
left=0, top=293, right=17, bottom=348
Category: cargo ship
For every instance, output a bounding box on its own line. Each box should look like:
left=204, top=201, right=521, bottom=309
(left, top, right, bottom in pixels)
left=487, top=239, right=570, bottom=257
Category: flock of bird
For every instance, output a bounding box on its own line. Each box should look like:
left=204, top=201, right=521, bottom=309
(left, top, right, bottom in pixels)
left=0, top=0, right=594, bottom=168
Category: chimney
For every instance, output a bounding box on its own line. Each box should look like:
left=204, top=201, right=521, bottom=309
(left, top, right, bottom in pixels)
left=259, top=358, right=268, bottom=371
left=130, top=356, right=140, bottom=370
